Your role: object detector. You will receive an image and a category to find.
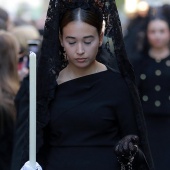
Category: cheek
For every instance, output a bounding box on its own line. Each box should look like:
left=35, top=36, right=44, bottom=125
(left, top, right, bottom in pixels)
left=85, top=44, right=99, bottom=57
left=89, top=40, right=100, bottom=51
left=162, top=31, right=170, bottom=41
left=162, top=35, right=170, bottom=42
left=157, top=31, right=170, bottom=44
left=147, top=33, right=155, bottom=43
left=63, top=43, right=74, bottom=54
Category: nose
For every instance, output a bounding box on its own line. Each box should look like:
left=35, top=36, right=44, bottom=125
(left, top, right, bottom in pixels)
left=76, top=43, right=85, bottom=55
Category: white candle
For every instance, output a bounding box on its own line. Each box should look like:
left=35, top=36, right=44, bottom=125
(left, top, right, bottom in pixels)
left=29, top=52, right=36, bottom=169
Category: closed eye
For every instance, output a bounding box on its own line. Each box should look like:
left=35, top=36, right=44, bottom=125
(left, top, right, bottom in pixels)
left=69, top=42, right=76, bottom=45
left=84, top=42, right=92, bottom=44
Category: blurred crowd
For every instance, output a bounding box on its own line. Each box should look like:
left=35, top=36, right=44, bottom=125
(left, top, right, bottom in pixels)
left=0, top=1, right=170, bottom=170
left=0, top=6, right=42, bottom=170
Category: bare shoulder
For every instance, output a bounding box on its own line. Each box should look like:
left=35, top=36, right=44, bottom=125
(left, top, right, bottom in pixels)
left=56, top=67, right=68, bottom=85
left=97, top=62, right=107, bottom=72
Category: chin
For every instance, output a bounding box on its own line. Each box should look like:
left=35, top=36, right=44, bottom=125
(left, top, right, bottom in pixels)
left=75, top=63, right=91, bottom=69
left=72, top=60, right=95, bottom=68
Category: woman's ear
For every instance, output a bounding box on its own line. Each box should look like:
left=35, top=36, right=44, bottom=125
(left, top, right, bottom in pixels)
left=99, top=32, right=104, bottom=47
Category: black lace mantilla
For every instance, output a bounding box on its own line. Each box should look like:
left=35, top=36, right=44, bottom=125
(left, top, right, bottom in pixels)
left=36, top=1, right=154, bottom=169
left=38, top=0, right=134, bottom=88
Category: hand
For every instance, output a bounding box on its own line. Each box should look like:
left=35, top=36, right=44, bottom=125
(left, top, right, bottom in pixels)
left=115, top=135, right=139, bottom=161
left=21, top=161, right=42, bottom=170
left=18, top=56, right=29, bottom=81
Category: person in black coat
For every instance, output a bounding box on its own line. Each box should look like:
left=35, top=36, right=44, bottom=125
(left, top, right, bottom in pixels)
left=133, top=6, right=170, bottom=170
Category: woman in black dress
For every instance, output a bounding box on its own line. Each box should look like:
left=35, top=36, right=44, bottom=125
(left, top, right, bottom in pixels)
left=133, top=6, right=170, bottom=170
left=12, top=1, right=154, bottom=170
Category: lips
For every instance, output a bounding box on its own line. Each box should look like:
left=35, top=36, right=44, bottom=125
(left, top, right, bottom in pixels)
left=75, top=58, right=87, bottom=62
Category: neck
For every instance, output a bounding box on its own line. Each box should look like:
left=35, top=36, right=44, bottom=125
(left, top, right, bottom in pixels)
left=149, top=46, right=170, bottom=60
left=67, top=60, right=98, bottom=78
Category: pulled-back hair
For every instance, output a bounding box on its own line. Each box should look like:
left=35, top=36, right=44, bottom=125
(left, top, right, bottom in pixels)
left=60, top=8, right=103, bottom=35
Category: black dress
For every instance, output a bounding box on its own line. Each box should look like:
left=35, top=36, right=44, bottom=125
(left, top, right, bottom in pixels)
left=134, top=55, right=170, bottom=170
left=39, top=68, right=139, bottom=170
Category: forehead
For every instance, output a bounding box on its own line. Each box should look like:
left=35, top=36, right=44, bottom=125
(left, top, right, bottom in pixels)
left=62, top=21, right=98, bottom=37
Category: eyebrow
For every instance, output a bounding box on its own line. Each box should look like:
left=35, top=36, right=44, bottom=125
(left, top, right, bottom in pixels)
left=66, top=35, right=94, bottom=39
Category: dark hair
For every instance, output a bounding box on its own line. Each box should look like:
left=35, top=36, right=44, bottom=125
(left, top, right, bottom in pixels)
left=0, top=18, right=7, bottom=30
left=0, top=7, right=8, bottom=22
left=147, top=6, right=170, bottom=28
left=162, top=4, right=170, bottom=26
left=60, top=8, right=103, bottom=35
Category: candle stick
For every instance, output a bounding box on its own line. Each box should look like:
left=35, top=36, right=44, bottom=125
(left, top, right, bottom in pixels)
left=29, top=52, right=36, bottom=169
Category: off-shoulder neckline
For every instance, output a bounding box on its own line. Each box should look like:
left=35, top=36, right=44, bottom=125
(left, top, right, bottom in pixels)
left=57, top=67, right=109, bottom=87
